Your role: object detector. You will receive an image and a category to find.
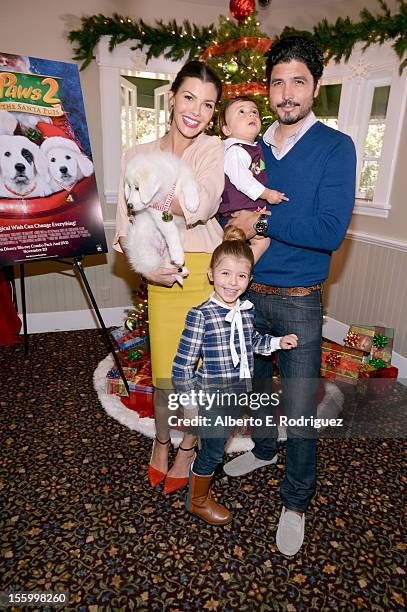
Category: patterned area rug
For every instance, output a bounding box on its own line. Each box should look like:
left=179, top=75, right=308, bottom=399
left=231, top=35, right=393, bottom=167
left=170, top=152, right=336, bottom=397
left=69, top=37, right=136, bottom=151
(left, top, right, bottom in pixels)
left=0, top=329, right=406, bottom=610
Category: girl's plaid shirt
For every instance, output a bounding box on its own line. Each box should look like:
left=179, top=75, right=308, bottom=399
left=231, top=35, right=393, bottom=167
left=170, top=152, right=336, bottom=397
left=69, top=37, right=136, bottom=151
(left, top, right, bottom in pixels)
left=172, top=297, right=281, bottom=393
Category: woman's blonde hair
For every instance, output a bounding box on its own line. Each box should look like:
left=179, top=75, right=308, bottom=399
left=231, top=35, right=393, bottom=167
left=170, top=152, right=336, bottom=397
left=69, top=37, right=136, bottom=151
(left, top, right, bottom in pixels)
left=209, top=225, right=254, bottom=271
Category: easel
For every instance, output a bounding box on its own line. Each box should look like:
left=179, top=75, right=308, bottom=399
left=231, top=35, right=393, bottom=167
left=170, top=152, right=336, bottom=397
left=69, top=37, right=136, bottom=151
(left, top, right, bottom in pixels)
left=17, top=255, right=130, bottom=395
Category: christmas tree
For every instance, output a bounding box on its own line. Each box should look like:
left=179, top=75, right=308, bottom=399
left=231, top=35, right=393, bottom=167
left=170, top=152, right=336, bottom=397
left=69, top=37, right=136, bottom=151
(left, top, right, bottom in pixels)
left=203, top=12, right=275, bottom=134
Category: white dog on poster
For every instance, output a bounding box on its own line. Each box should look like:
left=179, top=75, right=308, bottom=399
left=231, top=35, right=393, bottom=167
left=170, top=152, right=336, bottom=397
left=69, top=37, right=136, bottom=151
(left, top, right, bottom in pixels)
left=0, top=134, right=51, bottom=198
left=40, top=136, right=94, bottom=193
left=124, top=151, right=199, bottom=285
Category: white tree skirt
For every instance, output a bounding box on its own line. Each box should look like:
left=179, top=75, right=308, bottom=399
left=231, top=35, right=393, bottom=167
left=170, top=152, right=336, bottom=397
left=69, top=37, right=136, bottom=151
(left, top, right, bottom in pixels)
left=94, top=355, right=344, bottom=453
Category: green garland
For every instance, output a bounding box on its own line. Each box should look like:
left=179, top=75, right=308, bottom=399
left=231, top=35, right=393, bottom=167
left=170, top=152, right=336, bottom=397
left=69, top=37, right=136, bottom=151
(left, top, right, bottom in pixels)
left=281, top=0, right=407, bottom=72
left=68, top=14, right=215, bottom=69
left=68, top=1, right=407, bottom=71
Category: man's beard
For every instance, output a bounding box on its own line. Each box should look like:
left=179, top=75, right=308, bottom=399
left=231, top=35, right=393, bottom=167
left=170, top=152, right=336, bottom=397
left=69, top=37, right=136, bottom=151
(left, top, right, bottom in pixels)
left=272, top=96, right=314, bottom=125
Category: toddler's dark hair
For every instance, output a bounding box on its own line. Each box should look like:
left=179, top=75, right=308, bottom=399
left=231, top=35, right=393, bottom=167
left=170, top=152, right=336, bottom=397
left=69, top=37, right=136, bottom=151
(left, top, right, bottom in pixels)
left=218, top=96, right=259, bottom=137
left=210, top=226, right=254, bottom=271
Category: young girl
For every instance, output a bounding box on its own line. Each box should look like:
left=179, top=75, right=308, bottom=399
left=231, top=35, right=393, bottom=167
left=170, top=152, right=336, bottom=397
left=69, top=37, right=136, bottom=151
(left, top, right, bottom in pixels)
left=218, top=97, right=289, bottom=263
left=172, top=227, right=298, bottom=525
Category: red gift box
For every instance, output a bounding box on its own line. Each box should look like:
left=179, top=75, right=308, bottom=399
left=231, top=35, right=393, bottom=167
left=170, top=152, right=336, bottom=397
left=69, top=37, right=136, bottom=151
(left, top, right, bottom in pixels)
left=360, top=364, right=398, bottom=379
left=122, top=390, right=153, bottom=418
left=321, top=340, right=365, bottom=384
left=357, top=364, right=398, bottom=399
left=122, top=360, right=154, bottom=418
left=120, top=350, right=149, bottom=368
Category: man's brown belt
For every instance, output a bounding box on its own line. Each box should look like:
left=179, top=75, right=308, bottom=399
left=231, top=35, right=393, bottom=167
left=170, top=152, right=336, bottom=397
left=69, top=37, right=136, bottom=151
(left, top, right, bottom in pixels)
left=250, top=283, right=322, bottom=297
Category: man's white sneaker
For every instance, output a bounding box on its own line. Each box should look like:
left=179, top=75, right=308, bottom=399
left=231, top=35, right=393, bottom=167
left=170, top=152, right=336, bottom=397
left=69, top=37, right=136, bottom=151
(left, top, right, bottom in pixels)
left=276, top=506, right=305, bottom=556
left=223, top=450, right=278, bottom=477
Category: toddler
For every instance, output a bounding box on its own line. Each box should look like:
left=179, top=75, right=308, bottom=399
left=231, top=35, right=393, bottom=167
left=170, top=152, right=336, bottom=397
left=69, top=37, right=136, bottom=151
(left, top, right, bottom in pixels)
left=172, top=226, right=297, bottom=526
left=218, top=96, right=289, bottom=262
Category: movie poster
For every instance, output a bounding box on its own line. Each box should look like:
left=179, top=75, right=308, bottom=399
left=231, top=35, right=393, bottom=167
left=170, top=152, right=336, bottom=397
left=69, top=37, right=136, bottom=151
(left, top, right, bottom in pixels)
left=0, top=52, right=107, bottom=265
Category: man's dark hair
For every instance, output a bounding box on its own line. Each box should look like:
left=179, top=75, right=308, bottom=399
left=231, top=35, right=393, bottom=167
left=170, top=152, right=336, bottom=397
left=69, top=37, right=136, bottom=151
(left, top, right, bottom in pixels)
left=265, top=36, right=324, bottom=87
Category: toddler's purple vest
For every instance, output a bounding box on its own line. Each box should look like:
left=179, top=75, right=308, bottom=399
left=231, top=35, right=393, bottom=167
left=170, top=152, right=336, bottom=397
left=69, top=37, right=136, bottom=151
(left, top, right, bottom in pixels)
left=219, top=142, right=268, bottom=218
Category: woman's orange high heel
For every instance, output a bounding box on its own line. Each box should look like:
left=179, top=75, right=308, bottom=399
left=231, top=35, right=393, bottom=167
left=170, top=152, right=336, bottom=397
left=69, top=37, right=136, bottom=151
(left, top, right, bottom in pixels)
left=148, top=437, right=171, bottom=488
left=163, top=444, right=197, bottom=495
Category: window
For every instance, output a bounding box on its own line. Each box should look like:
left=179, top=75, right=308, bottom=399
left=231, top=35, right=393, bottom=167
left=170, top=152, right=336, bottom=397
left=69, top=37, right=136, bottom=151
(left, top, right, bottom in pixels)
left=121, top=74, right=171, bottom=150
left=321, top=42, right=407, bottom=218
left=314, top=83, right=341, bottom=130
left=357, top=85, right=390, bottom=201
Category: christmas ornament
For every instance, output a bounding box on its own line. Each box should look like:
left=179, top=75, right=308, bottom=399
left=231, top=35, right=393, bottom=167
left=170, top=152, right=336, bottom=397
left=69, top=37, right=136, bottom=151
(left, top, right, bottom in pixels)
left=326, top=352, right=341, bottom=369
left=229, top=0, right=256, bottom=23
left=373, top=333, right=388, bottom=349
left=225, top=59, right=239, bottom=75
left=344, top=331, right=360, bottom=348
left=125, top=314, right=138, bottom=331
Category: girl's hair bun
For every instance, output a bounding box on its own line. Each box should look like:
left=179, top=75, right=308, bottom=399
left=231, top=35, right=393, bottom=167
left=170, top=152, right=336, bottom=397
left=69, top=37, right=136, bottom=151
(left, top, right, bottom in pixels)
left=223, top=225, right=247, bottom=243
left=209, top=223, right=254, bottom=271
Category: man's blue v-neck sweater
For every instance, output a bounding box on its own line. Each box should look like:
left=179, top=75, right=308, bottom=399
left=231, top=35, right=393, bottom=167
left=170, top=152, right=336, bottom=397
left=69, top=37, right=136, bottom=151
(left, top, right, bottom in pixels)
left=256, top=121, right=356, bottom=287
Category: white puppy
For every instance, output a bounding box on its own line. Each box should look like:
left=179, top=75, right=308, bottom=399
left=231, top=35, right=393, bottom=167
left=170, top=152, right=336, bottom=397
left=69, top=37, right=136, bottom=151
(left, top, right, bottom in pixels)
left=0, top=135, right=51, bottom=197
left=124, top=151, right=199, bottom=285
left=40, top=137, right=94, bottom=192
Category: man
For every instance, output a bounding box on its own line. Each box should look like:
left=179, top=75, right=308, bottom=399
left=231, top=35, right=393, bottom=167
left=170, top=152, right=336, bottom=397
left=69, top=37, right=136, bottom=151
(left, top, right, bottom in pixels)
left=224, top=37, right=356, bottom=556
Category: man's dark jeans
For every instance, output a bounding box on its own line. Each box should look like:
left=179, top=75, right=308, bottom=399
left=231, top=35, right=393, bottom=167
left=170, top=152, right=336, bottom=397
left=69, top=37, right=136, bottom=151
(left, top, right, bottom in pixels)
left=248, top=288, right=323, bottom=513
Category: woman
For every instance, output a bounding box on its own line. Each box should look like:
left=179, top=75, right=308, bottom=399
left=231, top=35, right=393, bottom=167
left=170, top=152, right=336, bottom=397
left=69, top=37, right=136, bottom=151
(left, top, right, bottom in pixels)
left=113, top=61, right=224, bottom=495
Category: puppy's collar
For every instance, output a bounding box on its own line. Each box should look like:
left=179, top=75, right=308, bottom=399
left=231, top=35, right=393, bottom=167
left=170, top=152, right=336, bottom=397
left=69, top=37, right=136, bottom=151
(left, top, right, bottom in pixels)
left=4, top=182, right=37, bottom=198
left=150, top=183, right=176, bottom=213
left=53, top=177, right=76, bottom=193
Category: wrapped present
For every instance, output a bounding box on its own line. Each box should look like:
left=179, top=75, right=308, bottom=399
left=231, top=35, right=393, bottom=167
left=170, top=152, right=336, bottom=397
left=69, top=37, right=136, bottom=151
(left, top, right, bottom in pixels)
left=321, top=340, right=365, bottom=384
left=349, top=324, right=394, bottom=365
left=357, top=364, right=398, bottom=400
left=370, top=326, right=394, bottom=364
left=344, top=325, right=375, bottom=353
left=124, top=367, right=154, bottom=417
left=105, top=366, right=139, bottom=396
left=120, top=348, right=147, bottom=368
left=111, top=327, right=149, bottom=352
left=360, top=364, right=398, bottom=379
left=121, top=391, right=153, bottom=418
left=128, top=372, right=153, bottom=394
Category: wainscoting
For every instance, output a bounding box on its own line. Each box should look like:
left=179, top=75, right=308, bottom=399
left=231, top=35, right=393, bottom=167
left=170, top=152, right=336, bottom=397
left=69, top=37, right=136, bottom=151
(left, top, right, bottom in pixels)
left=11, top=231, right=407, bottom=375
left=325, top=236, right=407, bottom=357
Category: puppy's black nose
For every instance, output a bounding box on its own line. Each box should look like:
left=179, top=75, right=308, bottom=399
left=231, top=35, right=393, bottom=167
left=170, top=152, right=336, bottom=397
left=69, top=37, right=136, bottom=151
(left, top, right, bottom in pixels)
left=15, top=163, right=26, bottom=173
left=60, top=166, right=68, bottom=175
